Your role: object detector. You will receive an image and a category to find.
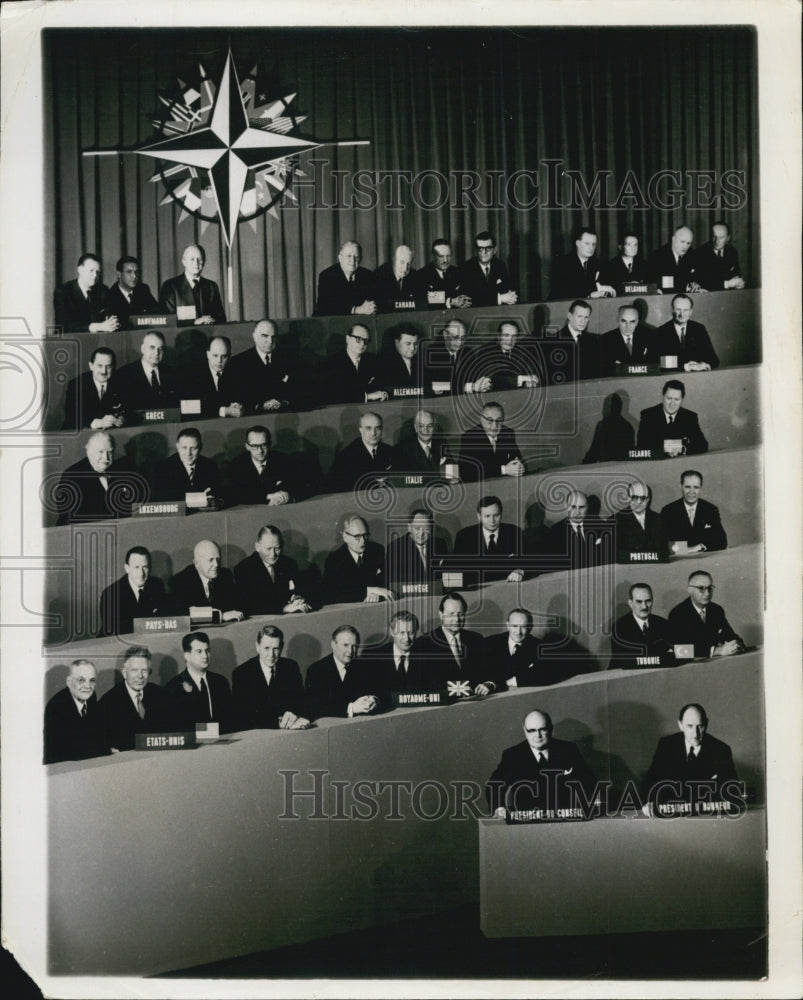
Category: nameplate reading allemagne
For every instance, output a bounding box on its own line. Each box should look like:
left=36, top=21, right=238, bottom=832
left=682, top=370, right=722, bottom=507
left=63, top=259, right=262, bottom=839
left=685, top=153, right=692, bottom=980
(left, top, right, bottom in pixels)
left=136, top=732, right=196, bottom=750
left=392, top=690, right=447, bottom=708
left=134, top=501, right=186, bottom=517
left=391, top=387, right=424, bottom=397
left=134, top=615, right=190, bottom=633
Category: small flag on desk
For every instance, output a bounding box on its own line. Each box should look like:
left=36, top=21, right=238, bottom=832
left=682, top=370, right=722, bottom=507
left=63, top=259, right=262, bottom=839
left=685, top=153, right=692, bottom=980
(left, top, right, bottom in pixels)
left=196, top=722, right=220, bottom=741
left=447, top=680, right=472, bottom=699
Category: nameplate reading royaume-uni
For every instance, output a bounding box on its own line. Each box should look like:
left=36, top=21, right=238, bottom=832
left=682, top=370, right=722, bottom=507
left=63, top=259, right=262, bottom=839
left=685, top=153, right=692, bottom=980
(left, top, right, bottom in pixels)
left=391, top=690, right=447, bottom=708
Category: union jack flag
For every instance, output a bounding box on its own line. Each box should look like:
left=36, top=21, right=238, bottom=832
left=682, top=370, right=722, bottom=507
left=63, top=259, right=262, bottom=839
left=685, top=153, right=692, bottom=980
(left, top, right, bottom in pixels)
left=447, top=680, right=471, bottom=699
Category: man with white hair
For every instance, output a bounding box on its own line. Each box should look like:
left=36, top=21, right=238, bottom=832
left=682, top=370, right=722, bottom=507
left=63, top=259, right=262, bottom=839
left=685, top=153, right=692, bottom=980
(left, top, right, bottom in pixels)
left=322, top=514, right=393, bottom=605
left=159, top=243, right=226, bottom=324
left=648, top=225, right=701, bottom=294
left=44, top=659, right=105, bottom=764
left=169, top=539, right=244, bottom=621
left=314, top=240, right=377, bottom=316
left=373, top=244, right=419, bottom=312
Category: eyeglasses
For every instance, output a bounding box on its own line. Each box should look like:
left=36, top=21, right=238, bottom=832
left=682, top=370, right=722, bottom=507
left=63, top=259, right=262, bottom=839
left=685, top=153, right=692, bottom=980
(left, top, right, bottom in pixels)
left=476, top=244, right=494, bottom=252
left=247, top=442, right=269, bottom=450
left=525, top=728, right=550, bottom=736
left=348, top=333, right=370, bottom=344
left=344, top=531, right=370, bottom=541
left=629, top=494, right=649, bottom=502
left=481, top=416, right=503, bottom=425
left=689, top=584, right=715, bottom=592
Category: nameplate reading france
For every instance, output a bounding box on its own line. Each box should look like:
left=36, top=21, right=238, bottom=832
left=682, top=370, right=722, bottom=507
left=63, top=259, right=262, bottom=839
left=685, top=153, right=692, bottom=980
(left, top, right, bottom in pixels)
left=134, top=501, right=186, bottom=517
left=133, top=615, right=190, bottom=633
left=136, top=732, right=196, bottom=750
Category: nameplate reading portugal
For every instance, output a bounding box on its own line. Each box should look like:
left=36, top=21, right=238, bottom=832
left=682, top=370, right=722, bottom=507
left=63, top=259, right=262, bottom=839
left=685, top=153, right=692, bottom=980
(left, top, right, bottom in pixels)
left=134, top=501, right=186, bottom=517
left=629, top=551, right=660, bottom=561
left=134, top=615, right=190, bottom=634
left=391, top=690, right=447, bottom=708
left=136, top=732, right=196, bottom=750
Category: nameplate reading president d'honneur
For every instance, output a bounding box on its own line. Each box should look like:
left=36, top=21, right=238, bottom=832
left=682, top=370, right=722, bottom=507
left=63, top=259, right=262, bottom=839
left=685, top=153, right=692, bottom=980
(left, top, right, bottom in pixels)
left=392, top=690, right=447, bottom=708
left=134, top=501, right=186, bottom=517
left=134, top=615, right=190, bottom=634
left=136, top=732, right=196, bottom=750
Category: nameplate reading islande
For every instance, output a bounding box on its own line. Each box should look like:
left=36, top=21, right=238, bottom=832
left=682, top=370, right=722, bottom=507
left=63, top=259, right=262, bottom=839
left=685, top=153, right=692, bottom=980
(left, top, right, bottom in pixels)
left=132, top=314, right=170, bottom=327
left=136, top=732, right=196, bottom=750
left=134, top=501, right=186, bottom=517
left=628, top=449, right=651, bottom=459
left=392, top=690, right=447, bottom=707
left=133, top=615, right=191, bottom=633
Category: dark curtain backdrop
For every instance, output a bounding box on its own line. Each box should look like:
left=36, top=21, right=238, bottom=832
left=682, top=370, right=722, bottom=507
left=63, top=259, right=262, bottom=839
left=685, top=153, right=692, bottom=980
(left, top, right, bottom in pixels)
left=45, top=27, right=758, bottom=321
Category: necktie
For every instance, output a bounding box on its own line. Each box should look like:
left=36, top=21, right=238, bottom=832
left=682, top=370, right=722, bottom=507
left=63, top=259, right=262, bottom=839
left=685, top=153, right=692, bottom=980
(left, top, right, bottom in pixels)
left=187, top=465, right=195, bottom=485
left=357, top=555, right=363, bottom=569
left=417, top=544, right=427, bottom=568
left=199, top=676, right=212, bottom=720
left=625, top=336, right=632, bottom=355
left=642, top=621, right=650, bottom=638
left=699, top=607, right=707, bottom=623
left=488, top=533, right=497, bottom=552
left=482, top=265, right=489, bottom=280
left=192, top=280, right=202, bottom=314
left=80, top=702, right=87, bottom=718
left=668, top=414, right=675, bottom=425
left=213, top=372, right=219, bottom=390
left=257, top=463, right=266, bottom=475
left=98, top=474, right=109, bottom=492
left=452, top=636, right=463, bottom=665
left=717, top=249, right=723, bottom=258
left=267, top=565, right=275, bottom=582
left=582, top=259, right=588, bottom=271
left=370, top=447, right=376, bottom=460
left=687, top=747, right=696, bottom=763
left=678, top=326, right=686, bottom=343
left=490, top=438, right=497, bottom=453
left=137, top=587, right=143, bottom=604
left=687, top=505, right=695, bottom=524
left=349, top=274, right=355, bottom=283
left=136, top=692, right=145, bottom=720
left=399, top=656, right=408, bottom=674
left=150, top=369, right=159, bottom=390
left=626, top=259, right=632, bottom=272
left=264, top=667, right=273, bottom=687
left=98, top=383, right=105, bottom=399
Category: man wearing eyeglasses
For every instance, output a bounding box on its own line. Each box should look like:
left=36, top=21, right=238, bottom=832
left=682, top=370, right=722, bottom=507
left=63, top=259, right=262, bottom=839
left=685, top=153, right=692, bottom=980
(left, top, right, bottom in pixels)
left=613, top=483, right=670, bottom=563
left=314, top=240, right=377, bottom=316
left=667, top=571, right=744, bottom=658
left=326, top=411, right=395, bottom=494
left=317, top=324, right=387, bottom=405
left=323, top=515, right=394, bottom=606
left=44, top=659, right=106, bottom=764
left=225, top=425, right=301, bottom=507
left=457, top=231, right=518, bottom=308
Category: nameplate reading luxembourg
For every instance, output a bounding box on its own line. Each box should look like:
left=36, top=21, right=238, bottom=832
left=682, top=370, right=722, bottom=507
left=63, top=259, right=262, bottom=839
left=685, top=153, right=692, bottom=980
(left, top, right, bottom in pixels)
left=136, top=732, right=196, bottom=750
left=132, top=314, right=170, bottom=327
left=391, top=690, right=447, bottom=708
left=134, top=501, right=186, bottom=517
left=134, top=615, right=190, bottom=633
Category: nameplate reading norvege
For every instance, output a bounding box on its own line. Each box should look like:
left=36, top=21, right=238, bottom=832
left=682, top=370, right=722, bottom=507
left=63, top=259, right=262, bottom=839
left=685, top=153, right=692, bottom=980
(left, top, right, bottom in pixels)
left=401, top=583, right=430, bottom=596
left=391, top=690, right=447, bottom=708
left=136, top=732, right=196, bottom=750
left=134, top=615, right=190, bottom=633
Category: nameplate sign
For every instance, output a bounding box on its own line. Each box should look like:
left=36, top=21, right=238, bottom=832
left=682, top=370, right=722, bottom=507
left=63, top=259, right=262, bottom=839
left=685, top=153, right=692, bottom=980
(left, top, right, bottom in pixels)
left=697, top=800, right=741, bottom=815
left=673, top=643, right=695, bottom=660
left=401, top=583, right=430, bottom=596
left=180, top=398, right=202, bottom=415
left=443, top=463, right=459, bottom=482
left=516, top=374, right=539, bottom=388
left=431, top=381, right=451, bottom=395
left=176, top=305, right=197, bottom=322
left=625, top=364, right=658, bottom=375
left=393, top=300, right=416, bottom=310
left=134, top=501, right=186, bottom=517
left=506, top=808, right=592, bottom=824
left=660, top=275, right=675, bottom=291
left=396, top=472, right=442, bottom=488
left=196, top=722, right=220, bottom=741
left=134, top=615, right=190, bottom=633
left=136, top=732, right=196, bottom=750
left=391, top=387, right=424, bottom=398
left=630, top=551, right=660, bottom=561
left=139, top=407, right=181, bottom=423
left=132, top=314, right=170, bottom=327
left=392, top=690, right=447, bottom=708
left=670, top=540, right=689, bottom=553
left=656, top=801, right=693, bottom=816
left=628, top=449, right=651, bottom=459
left=635, top=655, right=662, bottom=667
left=622, top=282, right=648, bottom=294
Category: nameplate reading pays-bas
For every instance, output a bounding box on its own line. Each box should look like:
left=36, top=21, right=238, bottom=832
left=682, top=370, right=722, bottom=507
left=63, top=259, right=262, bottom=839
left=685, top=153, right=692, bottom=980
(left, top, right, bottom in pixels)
left=135, top=731, right=196, bottom=750
left=134, top=615, right=191, bottom=634
left=391, top=690, right=448, bottom=708
left=134, top=501, right=186, bottom=517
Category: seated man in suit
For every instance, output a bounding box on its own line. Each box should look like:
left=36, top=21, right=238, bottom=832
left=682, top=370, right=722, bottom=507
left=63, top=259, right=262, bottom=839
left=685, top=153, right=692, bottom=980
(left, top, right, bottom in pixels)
left=326, top=411, right=395, bottom=494
left=322, top=514, right=393, bottom=606
left=103, top=255, right=160, bottom=327
left=457, top=231, right=518, bottom=308
left=316, top=323, right=387, bottom=405
left=546, top=299, right=601, bottom=383
left=643, top=703, right=740, bottom=812
left=667, top=571, right=744, bottom=659
left=420, top=317, right=478, bottom=397
left=416, top=238, right=471, bottom=309
left=609, top=583, right=674, bottom=670
left=599, top=305, right=653, bottom=376
left=393, top=409, right=453, bottom=474
left=361, top=611, right=442, bottom=695
left=379, top=326, right=425, bottom=397
left=486, top=709, right=598, bottom=817
left=163, top=631, right=233, bottom=731
left=654, top=293, right=719, bottom=371
left=62, top=346, right=126, bottom=431
left=636, top=379, right=708, bottom=457
left=660, top=469, right=728, bottom=554
left=649, top=225, right=701, bottom=294
left=53, top=430, right=139, bottom=526
left=116, top=330, right=179, bottom=412
left=227, top=319, right=295, bottom=414
left=482, top=607, right=552, bottom=688
left=181, top=335, right=244, bottom=419
left=471, top=321, right=543, bottom=391
left=169, top=540, right=244, bottom=622
left=305, top=625, right=392, bottom=719
left=53, top=252, right=119, bottom=333
left=314, top=240, right=377, bottom=316
left=44, top=659, right=105, bottom=764
left=690, top=221, right=744, bottom=292
left=152, top=427, right=224, bottom=509
left=159, top=243, right=226, bottom=325
left=98, top=545, right=166, bottom=636
left=385, top=507, right=447, bottom=595
left=232, top=625, right=310, bottom=731
left=598, top=232, right=649, bottom=294
left=233, top=525, right=312, bottom=617
left=98, top=645, right=166, bottom=752
left=548, top=225, right=615, bottom=300
left=545, top=489, right=612, bottom=570
left=613, top=482, right=670, bottom=563
left=373, top=244, right=420, bottom=312
left=226, top=425, right=300, bottom=507
left=451, top=494, right=525, bottom=586
left=416, top=591, right=496, bottom=697
left=458, top=401, right=525, bottom=483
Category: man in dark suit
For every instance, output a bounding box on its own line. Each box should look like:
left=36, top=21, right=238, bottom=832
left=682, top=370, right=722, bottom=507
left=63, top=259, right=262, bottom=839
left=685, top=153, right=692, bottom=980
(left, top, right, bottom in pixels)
left=233, top=525, right=312, bottom=616
left=482, top=608, right=568, bottom=688
left=372, top=245, right=420, bottom=312
left=53, top=430, right=140, bottom=526
left=379, top=326, right=425, bottom=397
left=546, top=300, right=601, bottom=384
left=451, top=494, right=525, bottom=586
left=305, top=625, right=391, bottom=719
left=115, top=330, right=179, bottom=412
left=613, top=483, right=670, bottom=563
left=609, top=583, right=674, bottom=670
left=648, top=225, right=701, bottom=294
left=163, top=631, right=234, bottom=731
left=457, top=231, right=518, bottom=308
left=385, top=507, right=448, bottom=595
left=326, top=411, right=395, bottom=494
left=416, top=591, right=496, bottom=696
left=169, top=540, right=244, bottom=621
left=313, top=240, right=377, bottom=316
left=102, top=256, right=160, bottom=326
left=226, top=319, right=295, bottom=413
left=599, top=305, right=653, bottom=376
left=316, top=324, right=387, bottom=405
left=62, top=347, right=126, bottom=431
left=545, top=489, right=612, bottom=570
left=471, top=321, right=543, bottom=391
left=322, top=515, right=393, bottom=605
left=667, top=571, right=744, bottom=659
left=643, top=703, right=740, bottom=811
left=152, top=427, right=224, bottom=509
left=231, top=625, right=310, bottom=731
left=392, top=409, right=453, bottom=474
left=660, top=469, right=728, bottom=553
left=654, top=294, right=720, bottom=371
left=360, top=611, right=441, bottom=696
left=598, top=233, right=650, bottom=293
left=636, top=379, right=708, bottom=457
left=226, top=425, right=301, bottom=508
left=486, top=709, right=598, bottom=816
left=98, top=645, right=167, bottom=752
left=53, top=252, right=119, bottom=333
left=458, top=401, right=525, bottom=483
left=159, top=244, right=226, bottom=325
left=548, top=225, right=615, bottom=300
left=420, top=318, right=478, bottom=397
left=692, top=221, right=745, bottom=291
left=97, top=545, right=166, bottom=636
left=415, top=238, right=471, bottom=309
left=181, top=335, right=244, bottom=419
left=44, top=659, right=105, bottom=764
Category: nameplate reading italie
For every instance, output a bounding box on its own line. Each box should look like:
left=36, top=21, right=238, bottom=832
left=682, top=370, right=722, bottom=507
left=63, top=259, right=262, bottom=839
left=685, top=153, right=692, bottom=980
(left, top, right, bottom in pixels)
left=134, top=501, right=186, bottom=517
left=139, top=407, right=181, bottom=423
left=132, top=314, right=169, bottom=327
left=401, top=583, right=429, bottom=596
left=628, top=449, right=651, bottom=459
left=391, top=387, right=424, bottom=397
left=134, top=615, right=190, bottom=633
left=630, top=551, right=659, bottom=561
left=391, top=690, right=447, bottom=707
left=136, top=731, right=196, bottom=750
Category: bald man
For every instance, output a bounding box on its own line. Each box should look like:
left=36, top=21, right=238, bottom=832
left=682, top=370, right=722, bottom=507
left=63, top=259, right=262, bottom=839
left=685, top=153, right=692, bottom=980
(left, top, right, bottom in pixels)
left=183, top=335, right=244, bottom=418
left=159, top=244, right=226, bottom=325
left=648, top=225, right=701, bottom=294
left=169, top=540, right=244, bottom=620
left=373, top=245, right=420, bottom=312
left=322, top=515, right=393, bottom=605
left=116, top=330, right=179, bottom=412
left=227, top=319, right=295, bottom=412
left=599, top=305, right=652, bottom=376
left=545, top=490, right=611, bottom=569
left=326, top=411, right=395, bottom=493
left=54, top=430, right=138, bottom=525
